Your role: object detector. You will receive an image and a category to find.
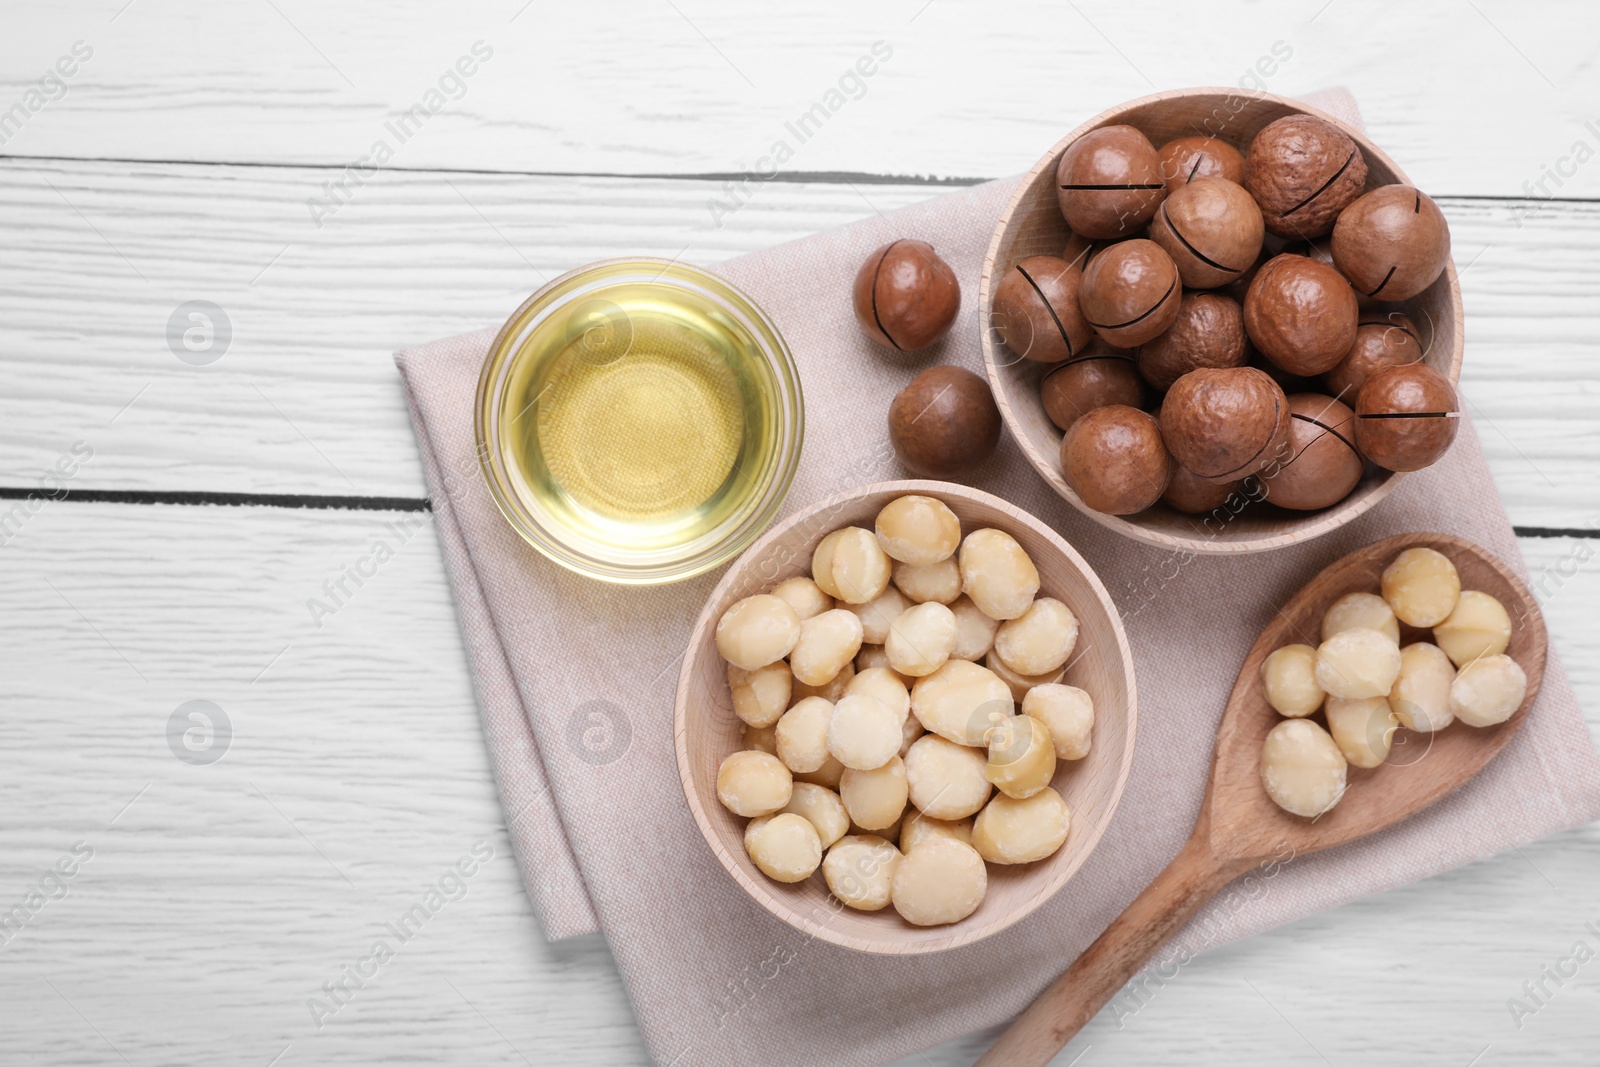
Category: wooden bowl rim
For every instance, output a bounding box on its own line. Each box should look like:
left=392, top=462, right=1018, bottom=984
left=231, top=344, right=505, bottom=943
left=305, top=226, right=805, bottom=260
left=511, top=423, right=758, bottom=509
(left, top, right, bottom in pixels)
left=979, top=87, right=1467, bottom=557
left=673, top=478, right=1140, bottom=955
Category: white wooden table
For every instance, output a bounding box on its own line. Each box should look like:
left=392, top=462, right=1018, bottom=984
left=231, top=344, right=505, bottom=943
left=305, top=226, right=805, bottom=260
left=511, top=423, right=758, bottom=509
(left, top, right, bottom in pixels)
left=3, top=2, right=1597, bottom=1063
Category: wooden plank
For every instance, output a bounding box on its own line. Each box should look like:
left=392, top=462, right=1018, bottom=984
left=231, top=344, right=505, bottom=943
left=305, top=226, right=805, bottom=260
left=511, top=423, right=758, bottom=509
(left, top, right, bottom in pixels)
left=3, top=1, right=1598, bottom=198
left=1, top=160, right=1596, bottom=529
left=0, top=505, right=1595, bottom=1064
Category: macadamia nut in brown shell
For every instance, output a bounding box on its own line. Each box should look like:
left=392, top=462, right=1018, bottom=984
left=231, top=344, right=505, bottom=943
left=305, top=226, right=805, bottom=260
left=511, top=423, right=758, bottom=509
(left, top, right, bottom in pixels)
left=852, top=239, right=960, bottom=351
left=993, top=255, right=1093, bottom=363
left=1355, top=363, right=1460, bottom=472
left=1243, top=254, right=1360, bottom=376
left=1332, top=185, right=1452, bottom=301
left=1147, top=177, right=1265, bottom=289
left=1078, top=239, right=1183, bottom=348
left=1135, top=291, right=1248, bottom=391
left=1060, top=404, right=1173, bottom=515
left=1323, top=313, right=1425, bottom=399
left=1055, top=125, right=1167, bottom=239
left=1040, top=349, right=1145, bottom=431
left=1159, top=367, right=1290, bottom=483
left=1157, top=135, right=1246, bottom=194
left=1244, top=114, right=1369, bottom=239
left=1262, top=393, right=1363, bottom=511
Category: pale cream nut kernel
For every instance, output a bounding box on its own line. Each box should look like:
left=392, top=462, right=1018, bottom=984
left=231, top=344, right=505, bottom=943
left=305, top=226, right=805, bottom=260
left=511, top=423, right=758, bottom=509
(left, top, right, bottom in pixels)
left=949, top=595, right=1001, bottom=661
left=1388, top=641, right=1456, bottom=732
left=971, top=787, right=1071, bottom=864
left=774, top=696, right=833, bottom=773
left=886, top=602, right=959, bottom=678
left=1260, top=644, right=1324, bottom=718
left=728, top=661, right=791, bottom=727
left=810, top=530, right=848, bottom=599
left=714, top=594, right=801, bottom=671
left=993, top=598, right=1079, bottom=677
left=959, top=528, right=1041, bottom=621
left=890, top=836, right=987, bottom=926
left=899, top=810, right=974, bottom=852
left=839, top=584, right=911, bottom=645
left=1259, top=719, right=1347, bottom=818
left=1320, top=591, right=1400, bottom=645
left=1433, top=590, right=1513, bottom=668
left=892, top=557, right=963, bottom=605
left=791, top=660, right=854, bottom=704
left=903, top=734, right=993, bottom=820
left=789, top=609, right=865, bottom=687
left=1315, top=628, right=1402, bottom=699
left=716, top=750, right=793, bottom=818
left=1450, top=653, right=1528, bottom=727
left=874, top=494, right=962, bottom=565
left=1381, top=547, right=1461, bottom=628
left=899, top=714, right=924, bottom=757
left=910, top=659, right=1014, bottom=746
left=780, top=782, right=850, bottom=848
left=824, top=527, right=893, bottom=605
left=793, top=755, right=845, bottom=790
left=1022, top=684, right=1094, bottom=760
left=985, top=714, right=1057, bottom=800
left=854, top=645, right=912, bottom=686
left=740, top=722, right=778, bottom=756
left=986, top=651, right=1064, bottom=704
left=771, top=575, right=834, bottom=622
left=822, top=834, right=902, bottom=911
left=839, top=756, right=908, bottom=830
left=1324, top=695, right=1397, bottom=769
left=827, top=693, right=903, bottom=771
left=743, top=813, right=822, bottom=882
left=850, top=813, right=903, bottom=842
left=845, top=666, right=911, bottom=723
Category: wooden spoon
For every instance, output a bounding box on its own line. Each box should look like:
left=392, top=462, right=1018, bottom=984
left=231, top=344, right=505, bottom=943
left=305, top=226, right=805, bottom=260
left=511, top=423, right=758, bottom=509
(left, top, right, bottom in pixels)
left=979, top=532, right=1547, bottom=1066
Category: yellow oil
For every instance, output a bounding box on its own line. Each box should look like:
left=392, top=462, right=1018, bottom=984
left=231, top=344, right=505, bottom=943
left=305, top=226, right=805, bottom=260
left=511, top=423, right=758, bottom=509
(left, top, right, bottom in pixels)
left=499, top=283, right=782, bottom=553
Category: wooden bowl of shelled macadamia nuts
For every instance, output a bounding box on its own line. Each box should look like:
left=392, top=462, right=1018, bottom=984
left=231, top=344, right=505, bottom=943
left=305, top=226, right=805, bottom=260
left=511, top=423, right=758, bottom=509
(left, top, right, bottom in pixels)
left=674, top=481, right=1137, bottom=954
left=981, top=89, right=1465, bottom=555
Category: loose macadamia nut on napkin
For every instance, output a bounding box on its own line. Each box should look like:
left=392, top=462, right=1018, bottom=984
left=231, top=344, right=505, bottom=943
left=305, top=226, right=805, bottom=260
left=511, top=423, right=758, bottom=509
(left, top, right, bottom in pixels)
left=1147, top=177, right=1265, bottom=289
left=839, top=756, right=909, bottom=830
left=1159, top=367, right=1290, bottom=483
left=1323, top=314, right=1425, bottom=398
left=1040, top=351, right=1145, bottom=432
left=1134, top=291, right=1248, bottom=391
left=891, top=836, right=988, bottom=926
left=1324, top=695, right=1398, bottom=769
left=789, top=609, right=865, bottom=687
left=1315, top=627, right=1403, bottom=699
left=1244, top=114, right=1368, bottom=239
left=715, top=593, right=801, bottom=671
left=972, top=787, right=1071, bottom=864
left=1259, top=718, right=1348, bottom=818
left=899, top=810, right=974, bottom=852
left=1157, top=134, right=1246, bottom=194
left=1078, top=239, right=1183, bottom=347
left=1332, top=185, right=1452, bottom=301
left=994, top=597, right=1079, bottom=677
left=992, top=255, right=1093, bottom=363
left=1260, top=644, right=1324, bottom=717
left=1381, top=546, right=1461, bottom=627
left=910, top=658, right=1013, bottom=746
left=886, top=602, right=959, bottom=678
left=1262, top=393, right=1363, bottom=511
left=985, top=714, right=1057, bottom=800
left=717, top=750, right=794, bottom=818
left=1388, top=642, right=1457, bottom=732
left=892, top=556, right=963, bottom=605
left=1055, top=124, right=1167, bottom=239
left=770, top=575, right=833, bottom=622
left=958, top=528, right=1040, bottom=620
left=822, top=835, right=902, bottom=911
left=1022, top=684, right=1094, bottom=760
left=852, top=239, right=961, bottom=351
left=1321, top=591, right=1401, bottom=644
left=743, top=813, right=823, bottom=882
left=828, top=693, right=904, bottom=771
left=1060, top=405, right=1172, bottom=515
left=775, top=696, right=835, bottom=774
left=1243, top=253, right=1359, bottom=376
left=780, top=782, right=850, bottom=849
left=948, top=595, right=1000, bottom=662
left=874, top=494, right=961, bottom=566
left=904, top=734, right=993, bottom=820
left=728, top=661, right=792, bottom=728
left=1355, top=363, right=1460, bottom=473
left=888, top=365, right=1001, bottom=478
left=1433, top=591, right=1513, bottom=667
left=1450, top=654, right=1528, bottom=727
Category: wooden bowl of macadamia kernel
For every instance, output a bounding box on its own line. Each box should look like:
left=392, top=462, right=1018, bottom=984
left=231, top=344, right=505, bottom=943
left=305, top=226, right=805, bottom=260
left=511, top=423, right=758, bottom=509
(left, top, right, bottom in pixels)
left=674, top=481, right=1137, bottom=954
left=981, top=89, right=1465, bottom=555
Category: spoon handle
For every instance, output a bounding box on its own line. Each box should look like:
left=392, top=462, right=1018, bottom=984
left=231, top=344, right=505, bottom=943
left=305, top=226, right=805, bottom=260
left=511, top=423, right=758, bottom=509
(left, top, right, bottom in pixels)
left=977, top=833, right=1245, bottom=1067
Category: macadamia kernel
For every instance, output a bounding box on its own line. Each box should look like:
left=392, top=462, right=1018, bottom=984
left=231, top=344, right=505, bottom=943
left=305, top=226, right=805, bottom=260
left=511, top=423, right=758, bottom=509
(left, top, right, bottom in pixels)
left=959, top=528, right=1041, bottom=621
left=1260, top=644, right=1325, bottom=717
left=822, top=835, right=902, bottom=911
left=1315, top=628, right=1403, bottom=699
left=1321, top=591, right=1401, bottom=645
left=1388, top=641, right=1455, bottom=732
left=716, top=750, right=793, bottom=817
left=1381, top=547, right=1461, bottom=627
left=828, top=693, right=902, bottom=770
left=771, top=576, right=833, bottom=622
left=886, top=602, right=959, bottom=678
left=846, top=666, right=911, bottom=723
left=840, top=585, right=911, bottom=645
left=986, top=651, right=1065, bottom=704
left=971, top=787, right=1071, bottom=865
left=821, top=527, right=892, bottom=604
left=899, top=811, right=974, bottom=852
left=839, top=756, right=908, bottom=830
left=1022, top=684, right=1094, bottom=760
left=891, top=836, right=987, bottom=926
left=789, top=609, right=865, bottom=687
left=775, top=696, right=834, bottom=773
left=949, top=595, right=1000, bottom=661
left=875, top=495, right=961, bottom=565
left=993, top=597, right=1079, bottom=677
left=985, top=714, right=1058, bottom=800
left=740, top=722, right=778, bottom=755
left=791, top=660, right=854, bottom=704
left=1433, top=590, right=1513, bottom=668
left=810, top=530, right=848, bottom=599
left=904, top=734, right=993, bottom=820
left=780, top=782, right=850, bottom=848
left=728, top=661, right=791, bottom=727
left=1324, top=695, right=1397, bottom=769
left=715, top=594, right=801, bottom=670
left=794, top=755, right=845, bottom=790
left=1259, top=719, right=1347, bottom=817
left=893, top=557, right=963, bottom=605
left=743, top=813, right=821, bottom=882
left=854, top=644, right=911, bottom=685
left=911, top=659, right=1014, bottom=746
left=1450, top=653, right=1528, bottom=727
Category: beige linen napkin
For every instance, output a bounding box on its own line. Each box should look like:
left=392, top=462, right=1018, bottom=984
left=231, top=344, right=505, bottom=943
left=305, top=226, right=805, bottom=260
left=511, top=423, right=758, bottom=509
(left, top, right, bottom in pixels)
left=395, top=90, right=1600, bottom=1066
